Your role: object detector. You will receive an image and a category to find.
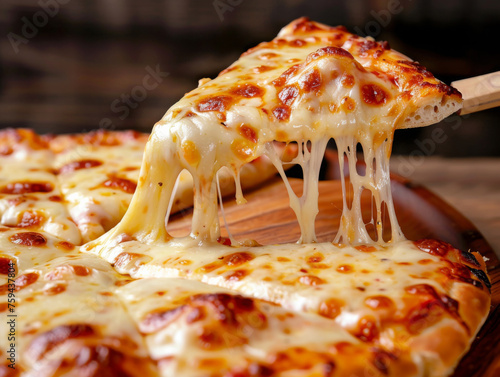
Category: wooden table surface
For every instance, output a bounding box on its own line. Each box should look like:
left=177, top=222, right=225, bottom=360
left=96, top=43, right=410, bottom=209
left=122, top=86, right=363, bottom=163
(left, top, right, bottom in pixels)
left=391, top=156, right=500, bottom=259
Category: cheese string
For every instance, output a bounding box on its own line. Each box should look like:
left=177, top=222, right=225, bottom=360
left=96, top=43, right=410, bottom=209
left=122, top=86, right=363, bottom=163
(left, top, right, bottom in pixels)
left=264, top=139, right=327, bottom=243
left=334, top=135, right=404, bottom=244
left=165, top=170, right=182, bottom=229
left=216, top=169, right=236, bottom=244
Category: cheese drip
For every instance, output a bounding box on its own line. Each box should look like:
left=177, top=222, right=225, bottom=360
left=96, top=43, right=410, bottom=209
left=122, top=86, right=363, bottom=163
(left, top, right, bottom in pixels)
left=334, top=135, right=404, bottom=244
left=265, top=139, right=328, bottom=243
left=85, top=36, right=417, bottom=254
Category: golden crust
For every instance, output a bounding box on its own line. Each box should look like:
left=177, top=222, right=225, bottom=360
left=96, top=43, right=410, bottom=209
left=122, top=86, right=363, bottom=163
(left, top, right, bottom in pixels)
left=451, top=282, right=491, bottom=339
left=403, top=281, right=490, bottom=377
left=409, top=321, right=470, bottom=377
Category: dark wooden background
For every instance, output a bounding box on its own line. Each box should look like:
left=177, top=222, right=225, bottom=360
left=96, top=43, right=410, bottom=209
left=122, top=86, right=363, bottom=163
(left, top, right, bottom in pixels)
left=0, top=0, right=500, bottom=156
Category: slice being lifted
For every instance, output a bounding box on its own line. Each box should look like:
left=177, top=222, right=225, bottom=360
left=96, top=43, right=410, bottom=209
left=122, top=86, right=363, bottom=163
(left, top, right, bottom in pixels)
left=88, top=17, right=461, bottom=249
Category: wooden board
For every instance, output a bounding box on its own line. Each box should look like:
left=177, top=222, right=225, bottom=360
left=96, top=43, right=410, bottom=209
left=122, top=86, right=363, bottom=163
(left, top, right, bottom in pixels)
left=168, top=152, right=500, bottom=377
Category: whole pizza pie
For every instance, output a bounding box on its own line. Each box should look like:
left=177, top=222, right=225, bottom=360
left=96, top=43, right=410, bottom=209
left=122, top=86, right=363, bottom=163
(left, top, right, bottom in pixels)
left=0, top=18, right=491, bottom=377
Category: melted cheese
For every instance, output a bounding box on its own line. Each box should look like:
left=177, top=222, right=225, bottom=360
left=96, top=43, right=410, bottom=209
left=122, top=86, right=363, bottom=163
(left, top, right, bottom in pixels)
left=54, top=143, right=147, bottom=242
left=0, top=147, right=82, bottom=244
left=88, top=31, right=411, bottom=251
left=0, top=229, right=156, bottom=374
left=116, top=277, right=360, bottom=377
left=89, top=239, right=446, bottom=317
left=0, top=19, right=472, bottom=376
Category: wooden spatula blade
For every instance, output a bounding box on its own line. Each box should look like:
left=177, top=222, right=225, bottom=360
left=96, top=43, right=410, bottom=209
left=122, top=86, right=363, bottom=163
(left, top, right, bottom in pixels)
left=452, top=71, right=500, bottom=115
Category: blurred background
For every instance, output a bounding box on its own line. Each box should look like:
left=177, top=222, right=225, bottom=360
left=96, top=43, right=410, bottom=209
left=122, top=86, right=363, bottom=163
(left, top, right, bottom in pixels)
left=0, top=0, right=499, bottom=157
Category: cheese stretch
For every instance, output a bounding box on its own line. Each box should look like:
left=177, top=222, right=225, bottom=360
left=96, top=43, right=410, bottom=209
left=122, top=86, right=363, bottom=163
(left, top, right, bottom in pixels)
left=86, top=18, right=461, bottom=256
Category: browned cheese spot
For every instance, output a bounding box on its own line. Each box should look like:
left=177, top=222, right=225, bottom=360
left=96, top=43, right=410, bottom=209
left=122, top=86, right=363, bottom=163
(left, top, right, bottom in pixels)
left=340, top=97, right=356, bottom=113
left=9, top=232, right=47, bottom=246
left=44, top=283, right=67, bottom=295
left=55, top=241, right=75, bottom=251
left=306, top=46, right=354, bottom=64
left=355, top=316, right=379, bottom=342
left=273, top=105, right=291, bottom=121
left=336, top=264, right=353, bottom=273
left=102, top=177, right=137, bottom=194
left=361, top=84, right=389, bottom=106
left=0, top=182, right=53, bottom=195
left=226, top=269, right=249, bottom=281
left=27, top=324, right=95, bottom=360
left=58, top=159, right=103, bottom=174
left=0, top=257, right=15, bottom=275
left=197, top=95, right=233, bottom=113
left=318, top=298, right=344, bottom=319
left=300, top=68, right=322, bottom=93
left=253, top=65, right=274, bottom=74
left=72, top=265, right=92, bottom=276
left=181, top=140, right=201, bottom=166
left=237, top=124, right=258, bottom=144
left=289, top=38, right=307, bottom=47
left=230, top=83, right=264, bottom=98
left=278, top=85, right=299, bottom=106
left=113, top=252, right=144, bottom=269
left=299, top=275, right=325, bottom=286
left=414, top=239, right=452, bottom=257
left=0, top=272, right=39, bottom=294
left=17, top=210, right=46, bottom=228
left=341, top=73, right=355, bottom=88
left=364, top=295, right=395, bottom=310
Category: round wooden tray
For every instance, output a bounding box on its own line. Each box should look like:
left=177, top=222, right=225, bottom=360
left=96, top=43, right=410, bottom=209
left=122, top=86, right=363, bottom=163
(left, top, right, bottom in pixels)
left=168, top=151, right=500, bottom=377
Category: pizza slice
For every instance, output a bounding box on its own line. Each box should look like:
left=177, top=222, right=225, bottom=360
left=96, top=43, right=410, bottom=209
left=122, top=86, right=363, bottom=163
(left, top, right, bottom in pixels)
left=87, top=17, right=461, bottom=250
left=116, top=278, right=419, bottom=377
left=0, top=129, right=81, bottom=245
left=93, top=236, right=491, bottom=377
left=0, top=228, right=158, bottom=376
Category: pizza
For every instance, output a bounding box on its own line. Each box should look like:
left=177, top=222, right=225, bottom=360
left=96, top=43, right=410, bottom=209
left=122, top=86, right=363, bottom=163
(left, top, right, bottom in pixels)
left=0, top=129, right=292, bottom=244
left=0, top=17, right=491, bottom=377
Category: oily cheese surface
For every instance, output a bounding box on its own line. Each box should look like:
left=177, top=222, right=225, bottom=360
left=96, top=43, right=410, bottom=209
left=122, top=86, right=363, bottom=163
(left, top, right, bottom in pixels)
left=0, top=132, right=491, bottom=377
left=0, top=134, right=492, bottom=377
left=0, top=226, right=491, bottom=376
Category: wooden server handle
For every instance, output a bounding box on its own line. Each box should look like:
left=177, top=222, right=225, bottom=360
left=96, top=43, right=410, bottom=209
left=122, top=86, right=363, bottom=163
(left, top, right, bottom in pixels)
left=452, top=71, right=500, bottom=115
